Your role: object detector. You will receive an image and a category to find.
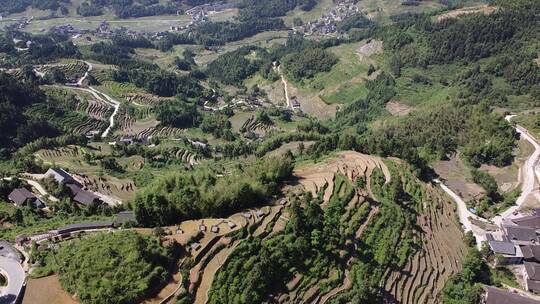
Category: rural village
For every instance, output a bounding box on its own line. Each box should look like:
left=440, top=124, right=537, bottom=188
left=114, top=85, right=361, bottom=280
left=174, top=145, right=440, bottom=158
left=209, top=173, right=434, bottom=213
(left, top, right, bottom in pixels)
left=0, top=0, right=538, bottom=304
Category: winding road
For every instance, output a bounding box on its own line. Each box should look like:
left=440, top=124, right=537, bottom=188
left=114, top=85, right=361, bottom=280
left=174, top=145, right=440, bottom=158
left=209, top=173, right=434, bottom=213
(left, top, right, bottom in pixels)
left=40, top=61, right=120, bottom=139
left=438, top=114, right=540, bottom=248
left=0, top=257, right=25, bottom=304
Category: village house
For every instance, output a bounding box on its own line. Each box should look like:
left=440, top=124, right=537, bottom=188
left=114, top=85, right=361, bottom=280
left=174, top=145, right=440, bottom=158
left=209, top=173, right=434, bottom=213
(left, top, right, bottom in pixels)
left=44, top=168, right=79, bottom=186
left=524, top=262, right=540, bottom=293
left=482, top=286, right=540, bottom=304
left=66, top=184, right=101, bottom=206
left=486, top=233, right=523, bottom=264
left=522, top=245, right=540, bottom=263
left=504, top=225, right=539, bottom=244
left=487, top=214, right=540, bottom=292
left=8, top=188, right=45, bottom=209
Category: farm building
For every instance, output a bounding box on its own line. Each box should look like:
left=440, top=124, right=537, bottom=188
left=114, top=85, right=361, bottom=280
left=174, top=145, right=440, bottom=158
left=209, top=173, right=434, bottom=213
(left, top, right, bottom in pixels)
left=8, top=188, right=45, bottom=208
left=486, top=233, right=523, bottom=264
left=483, top=286, right=540, bottom=304
left=291, top=96, right=301, bottom=109
left=67, top=184, right=101, bottom=206
left=522, top=245, right=540, bottom=263
left=44, top=168, right=79, bottom=186
left=512, top=215, right=540, bottom=229
left=524, top=262, right=540, bottom=293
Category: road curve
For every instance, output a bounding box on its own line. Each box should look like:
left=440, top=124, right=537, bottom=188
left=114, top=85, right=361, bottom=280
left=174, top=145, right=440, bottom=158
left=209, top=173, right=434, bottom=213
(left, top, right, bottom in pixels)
left=68, top=86, right=120, bottom=138
left=494, top=115, right=540, bottom=225
left=0, top=257, right=25, bottom=304
left=438, top=114, right=540, bottom=248
left=434, top=179, right=486, bottom=248
left=88, top=87, right=121, bottom=138
left=76, top=61, right=93, bottom=86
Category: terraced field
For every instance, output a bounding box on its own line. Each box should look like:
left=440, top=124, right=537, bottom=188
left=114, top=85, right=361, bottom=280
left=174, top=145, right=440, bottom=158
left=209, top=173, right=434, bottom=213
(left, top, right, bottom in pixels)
left=169, top=151, right=466, bottom=304
left=239, top=114, right=276, bottom=136
left=382, top=183, right=467, bottom=304
left=124, top=93, right=174, bottom=106
left=35, top=61, right=89, bottom=81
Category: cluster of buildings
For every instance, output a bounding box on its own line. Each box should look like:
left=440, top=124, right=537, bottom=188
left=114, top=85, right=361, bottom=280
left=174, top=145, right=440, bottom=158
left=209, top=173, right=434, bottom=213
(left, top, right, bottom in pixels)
left=44, top=168, right=103, bottom=206
left=48, top=24, right=82, bottom=36
left=295, top=0, right=360, bottom=36
left=6, top=168, right=103, bottom=210
left=184, top=1, right=234, bottom=28
left=4, top=16, right=32, bottom=31
left=486, top=212, right=540, bottom=294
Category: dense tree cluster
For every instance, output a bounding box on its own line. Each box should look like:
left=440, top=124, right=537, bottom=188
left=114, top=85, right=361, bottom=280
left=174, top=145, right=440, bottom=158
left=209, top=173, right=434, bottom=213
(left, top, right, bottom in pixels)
left=365, top=102, right=517, bottom=167
left=206, top=46, right=265, bottom=85
left=442, top=249, right=491, bottom=304
left=155, top=100, right=200, bottom=128
left=190, top=18, right=286, bottom=47
left=0, top=0, right=69, bottom=14
left=133, top=155, right=293, bottom=226
left=76, top=0, right=179, bottom=18
left=56, top=231, right=172, bottom=304
left=336, top=12, right=374, bottom=32
left=282, top=47, right=337, bottom=81
left=0, top=73, right=61, bottom=158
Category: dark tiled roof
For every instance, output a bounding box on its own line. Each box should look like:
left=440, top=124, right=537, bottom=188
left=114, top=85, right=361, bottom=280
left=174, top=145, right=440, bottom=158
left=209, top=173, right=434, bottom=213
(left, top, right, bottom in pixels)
left=505, top=226, right=538, bottom=242
left=489, top=240, right=516, bottom=255
left=46, top=168, right=75, bottom=184
left=8, top=188, right=35, bottom=206
left=66, top=184, right=99, bottom=206
left=513, top=215, right=540, bottom=229
left=114, top=211, right=136, bottom=224
left=525, top=262, right=540, bottom=281
left=522, top=245, right=540, bottom=262
left=73, top=190, right=99, bottom=206
left=56, top=221, right=113, bottom=234
left=528, top=279, right=540, bottom=293
left=485, top=286, right=540, bottom=304
left=33, top=198, right=45, bottom=209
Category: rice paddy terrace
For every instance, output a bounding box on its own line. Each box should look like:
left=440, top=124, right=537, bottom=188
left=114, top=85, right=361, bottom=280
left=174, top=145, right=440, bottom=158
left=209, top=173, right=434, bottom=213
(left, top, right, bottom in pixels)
left=169, top=151, right=466, bottom=304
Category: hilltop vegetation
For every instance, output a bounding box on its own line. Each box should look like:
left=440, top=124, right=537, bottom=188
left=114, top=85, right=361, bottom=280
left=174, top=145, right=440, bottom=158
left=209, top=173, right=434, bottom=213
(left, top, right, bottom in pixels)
left=133, top=154, right=293, bottom=226
left=51, top=231, right=172, bottom=304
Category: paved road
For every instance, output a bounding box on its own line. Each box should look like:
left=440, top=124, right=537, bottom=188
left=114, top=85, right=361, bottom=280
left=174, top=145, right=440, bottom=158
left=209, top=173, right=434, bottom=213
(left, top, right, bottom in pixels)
left=438, top=114, right=540, bottom=248
left=494, top=116, right=540, bottom=226
left=87, top=87, right=120, bottom=138
left=68, top=86, right=120, bottom=138
left=23, top=179, right=59, bottom=203
left=435, top=179, right=487, bottom=249
left=0, top=257, right=25, bottom=304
